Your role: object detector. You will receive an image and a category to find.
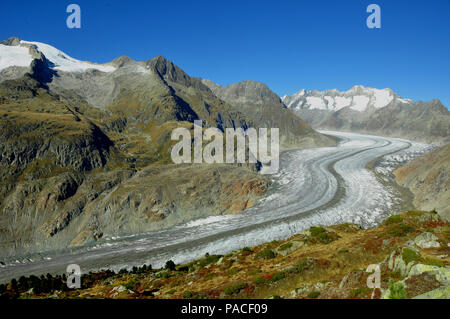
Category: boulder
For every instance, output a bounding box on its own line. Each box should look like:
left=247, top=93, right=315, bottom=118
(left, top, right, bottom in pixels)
left=387, top=247, right=420, bottom=276
left=413, top=232, right=440, bottom=249
left=413, top=285, right=450, bottom=299
left=408, top=264, right=450, bottom=285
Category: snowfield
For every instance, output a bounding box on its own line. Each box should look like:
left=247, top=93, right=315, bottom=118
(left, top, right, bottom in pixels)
left=0, top=131, right=433, bottom=282
left=0, top=40, right=116, bottom=73
left=0, top=44, right=33, bottom=71
left=350, top=95, right=370, bottom=111
left=20, top=41, right=116, bottom=73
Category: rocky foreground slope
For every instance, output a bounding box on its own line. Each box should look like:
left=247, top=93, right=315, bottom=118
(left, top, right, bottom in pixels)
left=395, top=144, right=450, bottom=221
left=0, top=37, right=335, bottom=255
left=282, top=86, right=450, bottom=146
left=1, top=210, right=448, bottom=299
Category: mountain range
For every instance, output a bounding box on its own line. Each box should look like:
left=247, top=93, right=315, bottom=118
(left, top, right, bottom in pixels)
left=0, top=37, right=334, bottom=255
left=0, top=36, right=448, bottom=257
left=282, top=86, right=450, bottom=145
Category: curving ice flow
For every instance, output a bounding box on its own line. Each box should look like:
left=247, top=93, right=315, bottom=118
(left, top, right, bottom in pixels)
left=0, top=131, right=421, bottom=283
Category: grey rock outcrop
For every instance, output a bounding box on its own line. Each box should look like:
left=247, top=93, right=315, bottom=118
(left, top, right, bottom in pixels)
left=414, top=232, right=441, bottom=249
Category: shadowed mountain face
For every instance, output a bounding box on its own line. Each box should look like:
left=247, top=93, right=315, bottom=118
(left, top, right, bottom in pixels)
left=0, top=37, right=334, bottom=255
left=282, top=87, right=450, bottom=146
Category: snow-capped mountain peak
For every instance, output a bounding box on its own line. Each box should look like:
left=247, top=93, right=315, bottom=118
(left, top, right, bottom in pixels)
left=282, top=85, right=411, bottom=112
left=0, top=37, right=115, bottom=73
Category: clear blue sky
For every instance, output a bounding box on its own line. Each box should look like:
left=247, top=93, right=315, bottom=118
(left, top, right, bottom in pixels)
left=1, top=0, right=449, bottom=106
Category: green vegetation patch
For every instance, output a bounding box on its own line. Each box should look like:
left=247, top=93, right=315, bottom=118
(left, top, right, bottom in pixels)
left=350, top=287, right=372, bottom=298
left=252, top=276, right=267, bottom=285
left=423, top=257, right=444, bottom=267
left=123, top=278, right=138, bottom=290
left=296, top=257, right=314, bottom=274
left=198, top=253, right=223, bottom=268
left=385, top=215, right=403, bottom=225
left=406, top=211, right=425, bottom=217
left=228, top=268, right=239, bottom=275
left=310, top=226, right=327, bottom=237
left=278, top=242, right=293, bottom=251
left=388, top=280, right=406, bottom=299
left=255, top=248, right=276, bottom=260
left=205, top=273, right=216, bottom=280
left=182, top=290, right=194, bottom=298
left=335, top=223, right=360, bottom=233
left=387, top=223, right=415, bottom=237
left=270, top=272, right=286, bottom=283
left=402, top=248, right=421, bottom=264
left=224, top=282, right=248, bottom=295
left=251, top=272, right=286, bottom=286
left=443, top=228, right=450, bottom=240
left=307, top=226, right=339, bottom=244
left=307, top=291, right=320, bottom=298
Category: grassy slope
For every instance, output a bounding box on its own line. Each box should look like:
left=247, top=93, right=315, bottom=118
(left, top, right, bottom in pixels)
left=2, top=210, right=448, bottom=299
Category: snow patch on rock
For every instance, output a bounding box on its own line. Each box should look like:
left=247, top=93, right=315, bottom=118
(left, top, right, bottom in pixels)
left=350, top=95, right=370, bottom=111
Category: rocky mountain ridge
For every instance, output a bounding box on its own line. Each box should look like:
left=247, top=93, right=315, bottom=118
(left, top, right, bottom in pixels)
left=202, top=79, right=334, bottom=149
